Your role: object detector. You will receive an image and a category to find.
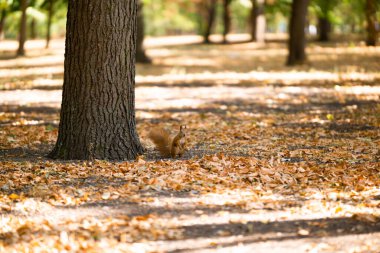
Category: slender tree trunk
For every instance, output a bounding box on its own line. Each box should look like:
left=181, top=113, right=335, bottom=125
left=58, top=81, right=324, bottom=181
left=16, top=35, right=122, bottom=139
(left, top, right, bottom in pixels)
left=49, top=0, right=144, bottom=160
left=17, top=0, right=28, bottom=56
left=287, top=0, right=309, bottom=66
left=0, top=10, right=6, bottom=40
left=30, top=18, right=36, bottom=39
left=203, top=0, right=217, bottom=44
left=350, top=23, right=356, bottom=33
left=250, top=0, right=266, bottom=43
left=366, top=0, right=378, bottom=46
left=46, top=0, right=54, bottom=48
left=136, top=0, right=151, bottom=63
left=317, top=17, right=330, bottom=41
left=222, top=0, right=232, bottom=44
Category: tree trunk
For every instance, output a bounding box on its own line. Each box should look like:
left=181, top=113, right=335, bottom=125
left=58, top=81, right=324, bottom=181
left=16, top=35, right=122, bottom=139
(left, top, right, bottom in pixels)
left=366, top=0, right=378, bottom=46
left=350, top=23, right=356, bottom=33
left=222, top=0, right=232, bottom=44
left=250, top=0, right=266, bottom=43
left=317, top=17, right=330, bottom=42
left=287, top=0, right=309, bottom=66
left=203, top=0, right=217, bottom=44
left=45, top=0, right=54, bottom=48
left=136, top=0, right=151, bottom=63
left=0, top=10, right=6, bottom=40
left=17, top=0, right=28, bottom=56
left=49, top=0, right=144, bottom=160
left=30, top=18, right=36, bottom=39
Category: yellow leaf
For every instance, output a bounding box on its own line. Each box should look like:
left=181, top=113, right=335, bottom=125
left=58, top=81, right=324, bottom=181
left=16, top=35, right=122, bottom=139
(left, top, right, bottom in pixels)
left=9, top=193, right=19, bottom=200
left=335, top=206, right=343, bottom=213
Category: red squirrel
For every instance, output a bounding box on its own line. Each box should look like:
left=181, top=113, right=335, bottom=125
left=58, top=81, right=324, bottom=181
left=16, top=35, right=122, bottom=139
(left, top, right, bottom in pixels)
left=148, top=125, right=187, bottom=158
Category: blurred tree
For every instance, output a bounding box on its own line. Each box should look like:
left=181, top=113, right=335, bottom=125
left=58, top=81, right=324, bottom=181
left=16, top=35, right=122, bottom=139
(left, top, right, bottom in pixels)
left=136, top=0, right=151, bottom=63
left=365, top=0, right=378, bottom=46
left=0, top=1, right=9, bottom=39
left=250, top=0, right=266, bottom=42
left=44, top=0, right=54, bottom=48
left=41, top=0, right=67, bottom=48
left=29, top=17, right=36, bottom=38
left=311, top=0, right=338, bottom=41
left=287, top=0, right=309, bottom=65
left=202, top=0, right=217, bottom=43
left=222, top=0, right=232, bottom=43
left=50, top=0, right=144, bottom=160
left=17, top=0, right=28, bottom=56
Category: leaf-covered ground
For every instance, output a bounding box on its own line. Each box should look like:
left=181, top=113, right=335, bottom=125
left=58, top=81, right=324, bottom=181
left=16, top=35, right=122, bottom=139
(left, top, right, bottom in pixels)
left=0, top=35, right=380, bottom=252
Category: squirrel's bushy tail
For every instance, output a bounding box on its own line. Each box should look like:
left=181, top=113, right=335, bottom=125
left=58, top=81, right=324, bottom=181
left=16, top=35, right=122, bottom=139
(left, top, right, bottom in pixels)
left=148, top=127, right=172, bottom=157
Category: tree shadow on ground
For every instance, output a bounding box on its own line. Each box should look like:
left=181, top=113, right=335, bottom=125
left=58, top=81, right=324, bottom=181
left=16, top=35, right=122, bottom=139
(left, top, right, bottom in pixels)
left=3, top=190, right=379, bottom=250
left=171, top=217, right=380, bottom=253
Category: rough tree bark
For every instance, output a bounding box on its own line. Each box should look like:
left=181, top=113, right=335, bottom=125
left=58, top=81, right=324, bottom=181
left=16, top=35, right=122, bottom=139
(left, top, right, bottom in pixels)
left=45, top=0, right=54, bottom=48
left=17, top=0, right=28, bottom=56
left=222, top=0, right=232, bottom=44
left=250, top=0, right=266, bottom=43
left=203, top=0, right=217, bottom=44
left=287, top=0, right=310, bottom=66
left=365, top=0, right=378, bottom=46
left=49, top=0, right=144, bottom=160
left=136, top=0, right=151, bottom=63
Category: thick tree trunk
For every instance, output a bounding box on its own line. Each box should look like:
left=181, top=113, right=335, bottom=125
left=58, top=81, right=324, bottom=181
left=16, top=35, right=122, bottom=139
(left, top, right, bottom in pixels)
left=0, top=10, right=6, bottom=40
left=222, top=0, right=232, bottom=44
left=250, top=0, right=266, bottom=43
left=49, top=0, right=144, bottom=160
left=366, top=0, right=378, bottom=46
left=317, top=17, right=330, bottom=42
left=136, top=0, right=151, bottom=63
left=45, top=0, right=54, bottom=48
left=287, top=0, right=309, bottom=66
left=203, top=0, right=217, bottom=44
left=17, top=0, right=28, bottom=56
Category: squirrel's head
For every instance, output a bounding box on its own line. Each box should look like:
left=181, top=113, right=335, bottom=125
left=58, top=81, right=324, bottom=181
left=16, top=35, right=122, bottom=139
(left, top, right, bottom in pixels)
left=179, top=125, right=187, bottom=137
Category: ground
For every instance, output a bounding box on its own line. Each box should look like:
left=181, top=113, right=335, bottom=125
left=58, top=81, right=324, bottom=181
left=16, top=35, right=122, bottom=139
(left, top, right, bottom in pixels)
left=0, top=34, right=380, bottom=252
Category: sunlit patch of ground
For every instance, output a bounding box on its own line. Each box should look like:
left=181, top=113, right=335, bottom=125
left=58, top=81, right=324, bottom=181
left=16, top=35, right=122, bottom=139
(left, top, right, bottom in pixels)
left=0, top=34, right=380, bottom=90
left=1, top=34, right=380, bottom=252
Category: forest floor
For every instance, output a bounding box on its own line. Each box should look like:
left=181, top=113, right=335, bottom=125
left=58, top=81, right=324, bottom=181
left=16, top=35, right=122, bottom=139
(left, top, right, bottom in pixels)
left=0, top=34, right=380, bottom=252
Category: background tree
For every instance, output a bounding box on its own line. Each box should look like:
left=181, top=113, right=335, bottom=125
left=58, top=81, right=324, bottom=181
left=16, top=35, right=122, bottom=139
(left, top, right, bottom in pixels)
left=365, top=0, right=378, bottom=46
left=201, top=0, right=217, bottom=43
left=42, top=0, right=54, bottom=48
left=287, top=0, right=310, bottom=66
left=136, top=0, right=151, bottom=63
left=49, top=0, right=144, bottom=160
left=222, top=0, right=232, bottom=43
left=250, top=0, right=266, bottom=43
left=311, top=0, right=338, bottom=42
left=17, top=0, right=28, bottom=56
left=0, top=0, right=10, bottom=40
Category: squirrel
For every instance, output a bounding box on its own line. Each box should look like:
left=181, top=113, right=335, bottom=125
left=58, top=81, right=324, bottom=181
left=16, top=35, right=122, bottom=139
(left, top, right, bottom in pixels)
left=148, top=125, right=187, bottom=158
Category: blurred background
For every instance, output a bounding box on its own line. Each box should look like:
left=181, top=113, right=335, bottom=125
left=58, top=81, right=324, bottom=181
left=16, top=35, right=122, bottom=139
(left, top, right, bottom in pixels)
left=0, top=0, right=379, bottom=112
left=0, top=0, right=378, bottom=57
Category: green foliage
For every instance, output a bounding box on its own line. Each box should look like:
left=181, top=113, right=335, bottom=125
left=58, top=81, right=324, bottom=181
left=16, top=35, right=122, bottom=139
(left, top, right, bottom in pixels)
left=230, top=0, right=251, bottom=33
left=331, top=0, right=366, bottom=33
left=0, top=0, right=377, bottom=39
left=142, top=0, right=200, bottom=36
left=1, top=0, right=67, bottom=39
